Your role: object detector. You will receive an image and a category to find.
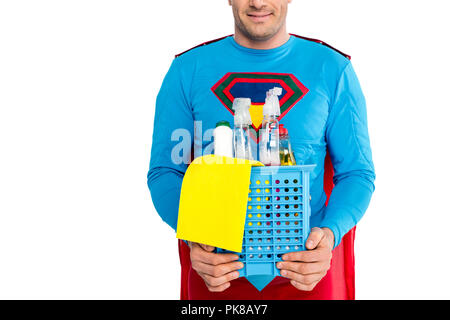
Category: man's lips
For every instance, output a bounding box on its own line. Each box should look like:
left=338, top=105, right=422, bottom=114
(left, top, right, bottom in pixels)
left=247, top=12, right=273, bottom=22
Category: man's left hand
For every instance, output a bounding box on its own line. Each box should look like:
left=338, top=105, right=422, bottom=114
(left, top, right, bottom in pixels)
left=276, top=227, right=335, bottom=291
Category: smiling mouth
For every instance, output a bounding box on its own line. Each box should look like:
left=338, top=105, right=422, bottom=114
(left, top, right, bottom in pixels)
left=247, top=12, right=273, bottom=22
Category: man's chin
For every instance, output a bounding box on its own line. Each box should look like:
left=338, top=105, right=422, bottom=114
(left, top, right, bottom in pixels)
left=245, top=30, right=276, bottom=42
left=238, top=24, right=270, bottom=40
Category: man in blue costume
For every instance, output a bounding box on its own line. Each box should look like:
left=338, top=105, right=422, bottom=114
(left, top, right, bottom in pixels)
left=148, top=0, right=375, bottom=299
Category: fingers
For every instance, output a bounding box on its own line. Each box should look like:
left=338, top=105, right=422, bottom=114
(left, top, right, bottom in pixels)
left=277, top=228, right=333, bottom=292
left=188, top=242, right=215, bottom=253
left=204, top=281, right=231, bottom=292
left=282, top=246, right=332, bottom=263
left=190, top=243, right=239, bottom=265
left=277, top=260, right=330, bottom=275
left=192, top=260, right=243, bottom=293
left=290, top=279, right=321, bottom=292
left=192, top=260, right=244, bottom=278
left=282, top=228, right=333, bottom=263
left=197, top=270, right=241, bottom=291
left=281, top=269, right=326, bottom=285
left=199, top=243, right=216, bottom=252
left=305, top=227, right=325, bottom=250
left=189, top=242, right=243, bottom=293
left=278, top=261, right=328, bottom=292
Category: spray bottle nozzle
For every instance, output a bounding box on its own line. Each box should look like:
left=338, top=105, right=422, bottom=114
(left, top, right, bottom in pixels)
left=232, top=98, right=252, bottom=126
left=263, top=87, right=282, bottom=116
left=272, top=87, right=282, bottom=96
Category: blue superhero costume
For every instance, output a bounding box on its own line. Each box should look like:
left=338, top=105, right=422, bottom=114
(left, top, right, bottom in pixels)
left=147, top=34, right=375, bottom=299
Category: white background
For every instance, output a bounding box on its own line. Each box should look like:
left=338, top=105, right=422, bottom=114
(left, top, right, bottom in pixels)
left=0, top=0, right=449, bottom=300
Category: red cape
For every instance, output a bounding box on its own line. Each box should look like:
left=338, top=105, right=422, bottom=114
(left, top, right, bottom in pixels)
left=177, top=152, right=356, bottom=300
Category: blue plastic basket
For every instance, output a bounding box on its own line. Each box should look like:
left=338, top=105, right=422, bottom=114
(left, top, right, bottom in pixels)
left=216, top=164, right=315, bottom=277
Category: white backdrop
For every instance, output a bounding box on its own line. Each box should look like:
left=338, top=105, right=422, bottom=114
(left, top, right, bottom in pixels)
left=0, top=0, right=449, bottom=299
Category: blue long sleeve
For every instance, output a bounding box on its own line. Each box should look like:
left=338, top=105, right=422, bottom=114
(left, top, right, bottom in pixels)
left=320, top=62, right=376, bottom=248
left=147, top=57, right=194, bottom=231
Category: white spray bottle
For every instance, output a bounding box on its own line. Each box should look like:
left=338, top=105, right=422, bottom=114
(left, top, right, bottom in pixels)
left=259, top=87, right=282, bottom=166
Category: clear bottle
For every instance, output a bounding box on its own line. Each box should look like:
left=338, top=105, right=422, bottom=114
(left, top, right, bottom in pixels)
left=259, top=87, right=282, bottom=166
left=278, top=124, right=297, bottom=166
left=232, top=98, right=254, bottom=160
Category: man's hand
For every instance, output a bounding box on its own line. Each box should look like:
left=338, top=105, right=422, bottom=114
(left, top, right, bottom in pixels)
left=276, top=227, right=335, bottom=291
left=188, top=241, right=243, bottom=292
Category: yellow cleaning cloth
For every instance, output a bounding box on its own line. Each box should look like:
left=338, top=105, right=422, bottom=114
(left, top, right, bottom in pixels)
left=176, top=154, right=263, bottom=252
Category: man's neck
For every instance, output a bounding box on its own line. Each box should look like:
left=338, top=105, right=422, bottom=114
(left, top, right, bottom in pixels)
left=233, top=27, right=290, bottom=50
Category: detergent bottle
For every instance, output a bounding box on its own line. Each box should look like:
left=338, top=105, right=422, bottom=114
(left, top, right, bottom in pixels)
left=213, top=120, right=233, bottom=158
left=278, top=124, right=297, bottom=166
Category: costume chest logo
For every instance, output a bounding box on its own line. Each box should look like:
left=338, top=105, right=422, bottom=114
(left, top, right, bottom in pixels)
left=211, top=72, right=309, bottom=142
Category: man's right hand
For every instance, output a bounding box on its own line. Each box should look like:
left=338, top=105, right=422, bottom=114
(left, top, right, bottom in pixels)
left=188, top=241, right=243, bottom=292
